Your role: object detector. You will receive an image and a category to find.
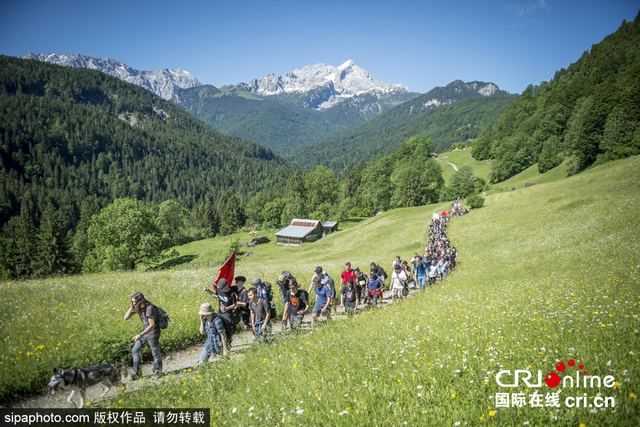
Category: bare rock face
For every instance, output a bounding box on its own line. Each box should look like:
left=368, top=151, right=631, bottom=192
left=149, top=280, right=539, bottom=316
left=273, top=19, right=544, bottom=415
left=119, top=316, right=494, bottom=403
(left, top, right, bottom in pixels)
left=23, top=53, right=201, bottom=99
left=242, top=60, right=409, bottom=110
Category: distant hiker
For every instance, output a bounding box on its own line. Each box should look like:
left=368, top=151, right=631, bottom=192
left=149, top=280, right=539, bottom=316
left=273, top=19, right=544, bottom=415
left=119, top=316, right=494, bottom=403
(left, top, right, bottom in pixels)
left=401, top=260, right=413, bottom=291
left=276, top=273, right=290, bottom=306
left=307, top=266, right=324, bottom=294
left=414, top=257, right=427, bottom=291
left=283, top=278, right=309, bottom=330
left=354, top=267, right=367, bottom=304
left=440, top=256, right=450, bottom=282
left=247, top=287, right=272, bottom=343
left=428, top=259, right=439, bottom=286
left=392, top=256, right=402, bottom=270
left=340, top=278, right=358, bottom=316
left=124, top=292, right=162, bottom=379
left=321, top=271, right=337, bottom=315
left=234, top=275, right=251, bottom=329
left=366, top=270, right=384, bottom=306
left=340, top=262, right=358, bottom=294
left=370, top=262, right=388, bottom=289
left=198, top=302, right=229, bottom=363
left=311, top=276, right=332, bottom=330
left=390, top=263, right=408, bottom=303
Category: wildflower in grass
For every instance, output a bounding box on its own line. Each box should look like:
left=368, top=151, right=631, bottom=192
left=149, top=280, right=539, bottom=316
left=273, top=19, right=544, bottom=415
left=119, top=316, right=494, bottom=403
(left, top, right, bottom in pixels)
left=489, top=411, right=495, bottom=417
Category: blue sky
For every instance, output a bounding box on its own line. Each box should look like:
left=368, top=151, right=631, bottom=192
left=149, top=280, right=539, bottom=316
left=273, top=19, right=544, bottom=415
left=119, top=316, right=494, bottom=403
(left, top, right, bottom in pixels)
left=0, top=0, right=637, bottom=94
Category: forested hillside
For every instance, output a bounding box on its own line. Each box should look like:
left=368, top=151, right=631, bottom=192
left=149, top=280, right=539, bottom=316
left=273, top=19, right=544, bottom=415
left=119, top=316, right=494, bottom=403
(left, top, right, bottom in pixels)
left=473, top=13, right=640, bottom=181
left=172, top=84, right=418, bottom=153
left=0, top=56, right=291, bottom=272
left=292, top=96, right=515, bottom=170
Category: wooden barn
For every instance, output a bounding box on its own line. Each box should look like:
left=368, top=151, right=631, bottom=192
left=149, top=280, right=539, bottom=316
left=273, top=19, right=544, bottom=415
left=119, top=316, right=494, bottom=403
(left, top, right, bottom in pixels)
left=322, top=221, right=338, bottom=235
left=275, top=219, right=324, bottom=246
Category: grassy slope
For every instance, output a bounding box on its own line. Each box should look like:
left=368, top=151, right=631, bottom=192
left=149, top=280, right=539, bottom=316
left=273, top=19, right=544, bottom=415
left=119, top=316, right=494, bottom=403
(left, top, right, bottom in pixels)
left=436, top=148, right=494, bottom=184
left=1, top=156, right=638, bottom=426
left=108, top=156, right=639, bottom=426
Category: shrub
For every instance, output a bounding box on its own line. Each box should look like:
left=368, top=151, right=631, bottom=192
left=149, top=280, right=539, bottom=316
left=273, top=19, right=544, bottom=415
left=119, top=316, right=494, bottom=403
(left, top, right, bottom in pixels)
left=466, top=194, right=485, bottom=209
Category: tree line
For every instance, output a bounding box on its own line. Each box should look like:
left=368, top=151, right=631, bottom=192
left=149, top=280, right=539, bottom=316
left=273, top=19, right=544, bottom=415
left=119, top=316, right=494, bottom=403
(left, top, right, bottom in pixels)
left=0, top=135, right=487, bottom=279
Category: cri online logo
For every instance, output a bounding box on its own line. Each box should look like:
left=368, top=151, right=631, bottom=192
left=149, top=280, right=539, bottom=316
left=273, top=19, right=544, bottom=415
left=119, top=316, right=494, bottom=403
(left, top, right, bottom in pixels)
left=496, top=359, right=616, bottom=389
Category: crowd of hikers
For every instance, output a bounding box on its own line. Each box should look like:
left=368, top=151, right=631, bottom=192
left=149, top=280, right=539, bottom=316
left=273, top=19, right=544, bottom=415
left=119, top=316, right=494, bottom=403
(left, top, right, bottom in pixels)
left=125, top=209, right=464, bottom=378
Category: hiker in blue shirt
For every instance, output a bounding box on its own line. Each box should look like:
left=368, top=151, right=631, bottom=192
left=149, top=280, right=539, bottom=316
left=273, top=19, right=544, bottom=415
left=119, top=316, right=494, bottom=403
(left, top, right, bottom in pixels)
left=414, top=257, right=427, bottom=291
left=311, top=276, right=332, bottom=330
left=365, top=270, right=385, bottom=306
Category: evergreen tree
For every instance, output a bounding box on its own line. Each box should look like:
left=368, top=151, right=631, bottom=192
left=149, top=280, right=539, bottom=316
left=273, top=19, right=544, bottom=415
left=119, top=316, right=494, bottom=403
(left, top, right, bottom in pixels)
left=35, top=204, right=71, bottom=276
left=220, top=192, right=244, bottom=236
left=4, top=206, right=37, bottom=279
left=71, top=201, right=96, bottom=272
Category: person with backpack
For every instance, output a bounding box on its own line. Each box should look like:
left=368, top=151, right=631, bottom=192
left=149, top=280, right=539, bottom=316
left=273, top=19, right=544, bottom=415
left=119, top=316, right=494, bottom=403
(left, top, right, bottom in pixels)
left=390, top=263, right=408, bottom=303
left=283, top=278, right=308, bottom=331
left=340, top=278, right=358, bottom=316
left=204, top=278, right=238, bottom=336
left=275, top=273, right=291, bottom=306
left=198, top=302, right=229, bottom=363
left=234, top=275, right=251, bottom=329
left=440, top=256, right=450, bottom=282
left=252, top=278, right=277, bottom=321
left=247, top=287, right=272, bottom=343
left=124, top=292, right=163, bottom=379
left=370, top=262, right=388, bottom=290
left=354, top=267, right=367, bottom=304
left=311, top=276, right=332, bottom=330
left=414, top=257, right=427, bottom=291
left=366, top=270, right=385, bottom=306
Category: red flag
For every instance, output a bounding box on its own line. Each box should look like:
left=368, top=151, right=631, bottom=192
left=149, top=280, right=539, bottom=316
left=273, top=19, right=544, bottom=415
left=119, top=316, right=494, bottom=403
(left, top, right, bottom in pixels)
left=213, top=251, right=235, bottom=292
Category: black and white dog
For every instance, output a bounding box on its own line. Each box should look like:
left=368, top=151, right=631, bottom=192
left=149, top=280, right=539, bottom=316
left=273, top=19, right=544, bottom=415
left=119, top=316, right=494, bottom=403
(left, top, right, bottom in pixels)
left=48, top=363, right=127, bottom=408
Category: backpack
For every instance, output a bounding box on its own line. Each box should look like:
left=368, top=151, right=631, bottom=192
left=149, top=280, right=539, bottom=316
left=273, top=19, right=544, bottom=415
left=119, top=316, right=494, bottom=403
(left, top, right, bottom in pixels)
left=155, top=306, right=170, bottom=329
left=281, top=271, right=295, bottom=281
left=258, top=282, right=277, bottom=320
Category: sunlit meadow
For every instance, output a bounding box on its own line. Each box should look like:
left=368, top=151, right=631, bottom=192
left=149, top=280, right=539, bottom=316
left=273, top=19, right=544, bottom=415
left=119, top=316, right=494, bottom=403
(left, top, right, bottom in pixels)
left=1, top=155, right=639, bottom=426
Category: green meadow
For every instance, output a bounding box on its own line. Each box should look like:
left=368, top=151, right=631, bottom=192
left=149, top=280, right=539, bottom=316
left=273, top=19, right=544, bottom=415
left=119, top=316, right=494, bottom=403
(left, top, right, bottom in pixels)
left=1, top=155, right=639, bottom=426
left=436, top=148, right=493, bottom=184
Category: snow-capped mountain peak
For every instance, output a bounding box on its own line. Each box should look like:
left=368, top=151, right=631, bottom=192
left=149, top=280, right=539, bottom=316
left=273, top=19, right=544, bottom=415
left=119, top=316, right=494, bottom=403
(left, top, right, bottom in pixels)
left=22, top=53, right=201, bottom=99
left=242, top=61, right=408, bottom=109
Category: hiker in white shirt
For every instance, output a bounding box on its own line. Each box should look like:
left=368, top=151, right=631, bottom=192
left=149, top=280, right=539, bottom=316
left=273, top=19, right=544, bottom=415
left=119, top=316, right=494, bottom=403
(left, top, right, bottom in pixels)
left=390, top=264, right=408, bottom=303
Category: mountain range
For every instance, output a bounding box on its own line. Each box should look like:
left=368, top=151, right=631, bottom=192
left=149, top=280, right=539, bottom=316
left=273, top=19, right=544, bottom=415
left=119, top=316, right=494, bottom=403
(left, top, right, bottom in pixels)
left=22, top=53, right=516, bottom=164
left=241, top=60, right=409, bottom=110
left=22, top=53, right=202, bottom=99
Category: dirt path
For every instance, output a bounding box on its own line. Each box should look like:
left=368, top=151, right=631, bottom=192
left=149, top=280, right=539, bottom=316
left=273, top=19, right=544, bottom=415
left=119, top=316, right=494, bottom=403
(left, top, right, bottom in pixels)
left=435, top=157, right=458, bottom=172
left=12, top=287, right=417, bottom=409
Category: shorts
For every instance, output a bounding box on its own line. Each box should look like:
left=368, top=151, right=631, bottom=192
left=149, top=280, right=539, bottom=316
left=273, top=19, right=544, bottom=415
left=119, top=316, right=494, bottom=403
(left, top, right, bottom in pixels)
left=391, top=287, right=403, bottom=297
left=312, top=302, right=332, bottom=317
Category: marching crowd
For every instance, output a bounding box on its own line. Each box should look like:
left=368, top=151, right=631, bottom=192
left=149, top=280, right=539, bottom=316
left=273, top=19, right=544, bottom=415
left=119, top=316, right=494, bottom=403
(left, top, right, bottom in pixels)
left=124, top=209, right=462, bottom=379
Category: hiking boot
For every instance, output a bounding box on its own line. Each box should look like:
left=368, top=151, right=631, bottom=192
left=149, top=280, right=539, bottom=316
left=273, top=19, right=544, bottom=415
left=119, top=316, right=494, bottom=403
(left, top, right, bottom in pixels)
left=129, top=372, right=139, bottom=381
left=153, top=370, right=161, bottom=379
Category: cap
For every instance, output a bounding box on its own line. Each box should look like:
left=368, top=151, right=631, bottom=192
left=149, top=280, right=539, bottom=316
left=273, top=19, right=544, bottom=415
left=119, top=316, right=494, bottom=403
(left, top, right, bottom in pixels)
left=234, top=275, right=246, bottom=283
left=252, top=278, right=261, bottom=285
left=315, top=266, right=323, bottom=274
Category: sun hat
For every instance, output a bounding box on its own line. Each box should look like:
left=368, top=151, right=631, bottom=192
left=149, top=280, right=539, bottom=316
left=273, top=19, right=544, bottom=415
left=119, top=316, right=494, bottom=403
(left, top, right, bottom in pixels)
left=198, top=302, right=215, bottom=316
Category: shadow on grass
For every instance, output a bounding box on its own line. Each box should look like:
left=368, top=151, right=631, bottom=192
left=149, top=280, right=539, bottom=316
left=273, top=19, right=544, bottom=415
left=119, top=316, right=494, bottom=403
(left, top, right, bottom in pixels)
left=150, top=255, right=197, bottom=271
